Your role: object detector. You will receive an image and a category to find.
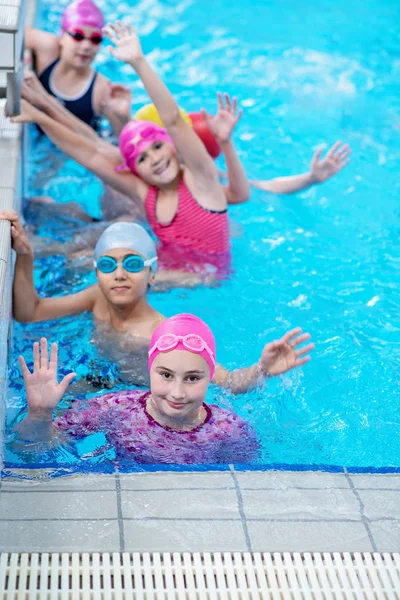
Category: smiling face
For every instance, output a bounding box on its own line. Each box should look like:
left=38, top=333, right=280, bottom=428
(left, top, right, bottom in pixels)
left=134, top=140, right=180, bottom=186
left=149, top=349, right=210, bottom=422
left=96, top=247, right=154, bottom=307
left=59, top=26, right=102, bottom=69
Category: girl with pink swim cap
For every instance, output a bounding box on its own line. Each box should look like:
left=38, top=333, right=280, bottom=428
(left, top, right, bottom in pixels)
left=25, top=1, right=131, bottom=135
left=13, top=315, right=314, bottom=464
left=15, top=20, right=250, bottom=273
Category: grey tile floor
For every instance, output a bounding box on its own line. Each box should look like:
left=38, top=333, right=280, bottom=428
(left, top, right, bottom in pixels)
left=0, top=468, right=398, bottom=553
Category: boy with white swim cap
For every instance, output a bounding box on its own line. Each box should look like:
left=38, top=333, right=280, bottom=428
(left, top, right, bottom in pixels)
left=4, top=214, right=164, bottom=343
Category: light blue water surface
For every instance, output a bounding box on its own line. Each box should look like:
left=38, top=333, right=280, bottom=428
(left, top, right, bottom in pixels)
left=5, top=0, right=400, bottom=470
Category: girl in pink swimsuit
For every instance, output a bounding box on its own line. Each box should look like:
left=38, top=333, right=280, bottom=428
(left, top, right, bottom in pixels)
left=14, top=314, right=314, bottom=464
left=15, top=21, right=249, bottom=273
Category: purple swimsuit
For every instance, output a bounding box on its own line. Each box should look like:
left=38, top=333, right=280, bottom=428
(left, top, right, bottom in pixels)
left=55, top=390, right=259, bottom=464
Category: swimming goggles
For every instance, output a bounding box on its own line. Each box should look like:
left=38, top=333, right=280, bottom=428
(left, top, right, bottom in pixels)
left=94, top=254, right=157, bottom=274
left=125, top=127, right=170, bottom=159
left=67, top=29, right=103, bottom=45
left=148, top=334, right=216, bottom=365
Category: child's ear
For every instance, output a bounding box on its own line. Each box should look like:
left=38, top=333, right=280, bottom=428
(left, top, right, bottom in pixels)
left=148, top=273, right=156, bottom=287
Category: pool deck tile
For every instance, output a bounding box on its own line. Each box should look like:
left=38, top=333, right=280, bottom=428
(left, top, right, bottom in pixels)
left=356, top=489, right=400, bottom=521
left=122, top=518, right=247, bottom=552
left=0, top=469, right=398, bottom=552
left=119, top=471, right=235, bottom=490
left=0, top=520, right=120, bottom=553
left=247, top=520, right=374, bottom=552
left=241, top=487, right=361, bottom=521
left=368, top=520, right=400, bottom=552
left=349, top=473, right=400, bottom=490
left=235, top=470, right=350, bottom=489
left=121, top=487, right=240, bottom=520
left=0, top=473, right=117, bottom=492
left=0, top=490, right=118, bottom=520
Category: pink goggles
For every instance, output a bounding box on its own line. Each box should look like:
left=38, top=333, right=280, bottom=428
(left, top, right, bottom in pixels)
left=148, top=333, right=216, bottom=365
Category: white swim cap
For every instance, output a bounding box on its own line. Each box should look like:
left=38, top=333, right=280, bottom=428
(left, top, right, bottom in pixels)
left=94, top=222, right=158, bottom=274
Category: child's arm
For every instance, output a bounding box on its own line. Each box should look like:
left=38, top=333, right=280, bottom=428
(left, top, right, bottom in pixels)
left=250, top=142, right=351, bottom=195
left=11, top=100, right=147, bottom=202
left=201, top=93, right=250, bottom=205
left=24, top=27, right=59, bottom=71
left=21, top=73, right=123, bottom=162
left=104, top=22, right=225, bottom=207
left=212, top=327, right=314, bottom=394
left=0, top=210, right=98, bottom=323
left=14, top=338, right=76, bottom=442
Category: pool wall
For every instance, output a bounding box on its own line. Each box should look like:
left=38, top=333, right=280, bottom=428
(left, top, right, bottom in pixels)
left=0, top=109, right=23, bottom=477
left=0, top=0, right=34, bottom=479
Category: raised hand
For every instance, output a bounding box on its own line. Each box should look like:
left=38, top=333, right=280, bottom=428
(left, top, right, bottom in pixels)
left=103, top=83, right=132, bottom=119
left=310, top=141, right=351, bottom=183
left=19, top=338, right=76, bottom=418
left=0, top=209, right=33, bottom=256
left=201, top=93, right=243, bottom=145
left=103, top=21, right=144, bottom=64
left=260, top=328, right=314, bottom=377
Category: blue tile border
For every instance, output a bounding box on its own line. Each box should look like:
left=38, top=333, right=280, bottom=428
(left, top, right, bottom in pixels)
left=2, top=460, right=400, bottom=480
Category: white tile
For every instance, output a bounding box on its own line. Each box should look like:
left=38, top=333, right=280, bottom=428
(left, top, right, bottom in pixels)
left=1, top=473, right=117, bottom=492
left=235, top=470, right=349, bottom=490
left=242, top=488, right=360, bottom=520
left=0, top=490, right=118, bottom=520
left=349, top=473, right=400, bottom=490
left=0, top=158, right=18, bottom=188
left=247, top=521, right=373, bottom=552
left=0, top=187, right=15, bottom=210
left=123, top=519, right=247, bottom=551
left=358, top=490, right=400, bottom=520
left=0, top=520, right=120, bottom=552
left=119, top=471, right=234, bottom=490
left=369, top=520, right=400, bottom=552
left=121, top=488, right=239, bottom=520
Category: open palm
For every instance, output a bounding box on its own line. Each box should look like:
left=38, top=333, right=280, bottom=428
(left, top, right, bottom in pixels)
left=310, top=141, right=351, bottom=183
left=19, top=338, right=76, bottom=413
left=201, top=93, right=243, bottom=144
left=260, top=328, right=314, bottom=376
left=103, top=21, right=143, bottom=64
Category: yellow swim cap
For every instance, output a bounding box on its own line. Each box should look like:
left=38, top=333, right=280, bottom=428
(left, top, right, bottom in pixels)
left=134, top=103, right=192, bottom=127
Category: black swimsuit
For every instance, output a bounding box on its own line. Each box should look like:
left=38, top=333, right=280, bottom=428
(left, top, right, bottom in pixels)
left=39, top=58, right=101, bottom=130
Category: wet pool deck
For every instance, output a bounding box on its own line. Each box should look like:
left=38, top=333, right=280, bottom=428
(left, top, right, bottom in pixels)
left=0, top=469, right=398, bottom=553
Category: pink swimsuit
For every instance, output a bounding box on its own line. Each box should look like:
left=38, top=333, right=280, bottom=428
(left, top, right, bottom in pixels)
left=54, top=390, right=259, bottom=464
left=145, top=178, right=231, bottom=271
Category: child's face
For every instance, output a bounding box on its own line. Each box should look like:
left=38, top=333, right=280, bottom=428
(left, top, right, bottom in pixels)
left=96, top=247, right=154, bottom=306
left=150, top=350, right=210, bottom=421
left=135, top=141, right=180, bottom=186
left=59, top=26, right=101, bottom=69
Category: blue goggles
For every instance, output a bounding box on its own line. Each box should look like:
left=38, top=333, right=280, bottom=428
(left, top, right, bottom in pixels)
left=94, top=254, right=157, bottom=274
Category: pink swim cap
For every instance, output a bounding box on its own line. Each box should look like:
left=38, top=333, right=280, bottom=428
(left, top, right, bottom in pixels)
left=61, top=0, right=104, bottom=32
left=117, top=120, right=175, bottom=175
left=148, top=314, right=216, bottom=379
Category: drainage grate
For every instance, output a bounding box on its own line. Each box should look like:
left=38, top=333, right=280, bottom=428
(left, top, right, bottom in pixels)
left=1, top=552, right=399, bottom=598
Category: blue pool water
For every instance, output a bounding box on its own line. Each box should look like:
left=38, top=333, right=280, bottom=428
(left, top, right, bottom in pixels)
left=4, top=0, right=400, bottom=471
